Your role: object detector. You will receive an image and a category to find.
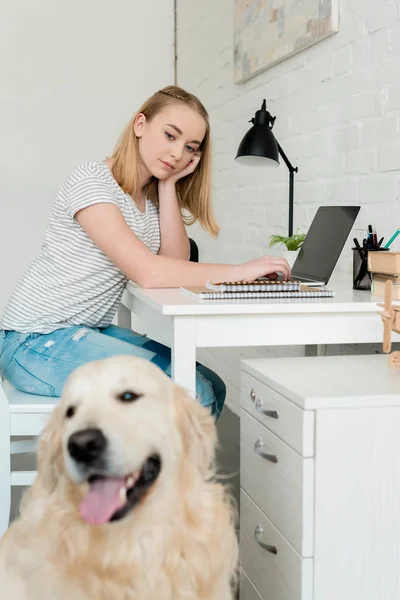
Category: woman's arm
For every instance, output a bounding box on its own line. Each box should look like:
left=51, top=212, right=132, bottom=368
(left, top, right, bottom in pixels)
left=157, top=179, right=190, bottom=259
left=75, top=204, right=291, bottom=288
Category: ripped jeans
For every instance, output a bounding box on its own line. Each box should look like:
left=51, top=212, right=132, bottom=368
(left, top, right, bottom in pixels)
left=0, top=326, right=226, bottom=419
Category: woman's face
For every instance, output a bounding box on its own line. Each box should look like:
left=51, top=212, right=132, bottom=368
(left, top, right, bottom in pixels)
left=134, top=104, right=207, bottom=180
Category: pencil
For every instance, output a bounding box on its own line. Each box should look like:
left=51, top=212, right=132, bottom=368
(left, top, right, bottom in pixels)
left=384, top=228, right=400, bottom=249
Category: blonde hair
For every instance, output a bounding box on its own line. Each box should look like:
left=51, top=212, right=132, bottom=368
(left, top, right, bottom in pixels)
left=111, top=86, right=219, bottom=237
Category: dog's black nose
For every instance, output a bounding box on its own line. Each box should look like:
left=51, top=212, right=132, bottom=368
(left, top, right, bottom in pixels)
left=68, top=428, right=107, bottom=464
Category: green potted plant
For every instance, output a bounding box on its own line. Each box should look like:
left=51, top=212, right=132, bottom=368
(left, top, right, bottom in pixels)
left=268, top=231, right=306, bottom=267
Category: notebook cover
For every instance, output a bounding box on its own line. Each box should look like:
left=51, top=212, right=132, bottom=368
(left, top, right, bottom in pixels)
left=180, top=285, right=335, bottom=300
left=206, top=279, right=301, bottom=293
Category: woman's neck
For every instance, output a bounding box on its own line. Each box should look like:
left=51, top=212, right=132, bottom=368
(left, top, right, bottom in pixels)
left=105, top=158, right=151, bottom=189
left=104, top=157, right=150, bottom=212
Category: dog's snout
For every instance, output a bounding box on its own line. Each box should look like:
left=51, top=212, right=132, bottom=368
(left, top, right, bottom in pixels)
left=68, top=428, right=107, bottom=464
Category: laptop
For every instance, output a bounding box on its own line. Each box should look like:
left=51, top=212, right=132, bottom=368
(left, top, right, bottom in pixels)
left=291, top=206, right=361, bottom=286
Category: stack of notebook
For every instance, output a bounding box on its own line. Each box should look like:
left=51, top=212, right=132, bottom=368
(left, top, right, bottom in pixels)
left=180, top=279, right=335, bottom=300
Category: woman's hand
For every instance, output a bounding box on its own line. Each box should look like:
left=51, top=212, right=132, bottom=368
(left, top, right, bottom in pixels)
left=161, top=153, right=201, bottom=186
left=241, top=255, right=291, bottom=282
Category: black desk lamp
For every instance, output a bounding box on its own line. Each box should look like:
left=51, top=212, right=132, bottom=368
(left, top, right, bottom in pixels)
left=235, top=100, right=298, bottom=237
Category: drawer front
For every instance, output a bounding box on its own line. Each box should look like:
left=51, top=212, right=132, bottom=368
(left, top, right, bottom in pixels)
left=241, top=410, right=314, bottom=557
left=240, top=568, right=263, bottom=600
left=241, top=371, right=314, bottom=457
left=240, top=490, right=313, bottom=600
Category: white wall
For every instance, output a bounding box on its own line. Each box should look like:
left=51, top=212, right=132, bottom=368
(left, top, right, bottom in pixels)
left=0, top=0, right=174, bottom=311
left=177, top=0, right=400, bottom=414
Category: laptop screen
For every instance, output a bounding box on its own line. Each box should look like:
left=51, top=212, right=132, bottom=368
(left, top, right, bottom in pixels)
left=292, top=206, right=360, bottom=283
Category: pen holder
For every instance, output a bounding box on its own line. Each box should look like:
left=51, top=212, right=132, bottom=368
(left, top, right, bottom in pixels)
left=352, top=248, right=388, bottom=290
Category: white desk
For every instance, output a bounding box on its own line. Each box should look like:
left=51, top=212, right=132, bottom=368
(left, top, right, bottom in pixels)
left=118, top=272, right=399, bottom=397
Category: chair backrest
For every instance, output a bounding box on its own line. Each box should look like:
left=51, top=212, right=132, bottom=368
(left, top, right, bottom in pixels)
left=189, top=238, right=199, bottom=263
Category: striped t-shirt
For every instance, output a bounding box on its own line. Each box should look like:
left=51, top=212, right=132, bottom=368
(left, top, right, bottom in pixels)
left=1, top=161, right=160, bottom=334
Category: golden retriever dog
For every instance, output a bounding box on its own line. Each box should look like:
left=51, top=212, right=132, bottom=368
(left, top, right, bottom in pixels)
left=0, top=356, right=238, bottom=599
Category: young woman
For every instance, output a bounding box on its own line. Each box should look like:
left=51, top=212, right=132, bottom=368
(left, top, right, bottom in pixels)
left=0, top=86, right=290, bottom=419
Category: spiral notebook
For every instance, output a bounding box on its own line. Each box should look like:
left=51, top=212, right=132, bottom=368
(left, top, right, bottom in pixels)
left=180, top=284, right=335, bottom=300
left=206, top=279, right=301, bottom=292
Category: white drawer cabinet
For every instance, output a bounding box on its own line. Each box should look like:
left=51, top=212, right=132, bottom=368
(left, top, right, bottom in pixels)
left=241, top=410, right=314, bottom=556
left=241, top=371, right=314, bottom=457
left=240, top=355, right=400, bottom=600
left=240, top=568, right=263, bottom=600
left=240, top=490, right=313, bottom=600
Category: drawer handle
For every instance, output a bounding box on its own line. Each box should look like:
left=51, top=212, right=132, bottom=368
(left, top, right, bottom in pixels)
left=254, top=525, right=278, bottom=554
left=254, top=439, right=278, bottom=463
left=255, top=399, right=279, bottom=419
left=250, top=388, right=256, bottom=402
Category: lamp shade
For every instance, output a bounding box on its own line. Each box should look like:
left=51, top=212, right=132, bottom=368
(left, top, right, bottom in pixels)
left=235, top=102, right=280, bottom=167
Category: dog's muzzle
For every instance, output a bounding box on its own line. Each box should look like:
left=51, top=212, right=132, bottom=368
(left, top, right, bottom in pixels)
left=68, top=428, right=107, bottom=467
left=66, top=428, right=161, bottom=525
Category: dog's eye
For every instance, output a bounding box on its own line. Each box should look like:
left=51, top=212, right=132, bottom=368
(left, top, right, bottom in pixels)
left=117, top=390, right=142, bottom=403
left=65, top=406, right=76, bottom=418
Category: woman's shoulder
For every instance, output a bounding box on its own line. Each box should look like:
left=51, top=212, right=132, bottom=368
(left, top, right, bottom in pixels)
left=64, top=160, right=112, bottom=187
left=57, top=161, right=120, bottom=203
left=54, top=161, right=121, bottom=215
left=54, top=161, right=120, bottom=210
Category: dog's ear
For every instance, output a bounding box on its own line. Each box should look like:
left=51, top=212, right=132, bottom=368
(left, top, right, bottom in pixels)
left=174, top=386, right=217, bottom=477
left=35, top=405, right=64, bottom=493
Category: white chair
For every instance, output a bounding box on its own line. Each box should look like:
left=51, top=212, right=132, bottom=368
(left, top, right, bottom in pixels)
left=0, top=377, right=58, bottom=536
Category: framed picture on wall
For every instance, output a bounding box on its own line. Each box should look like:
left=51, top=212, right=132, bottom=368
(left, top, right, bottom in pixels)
left=234, top=0, right=339, bottom=83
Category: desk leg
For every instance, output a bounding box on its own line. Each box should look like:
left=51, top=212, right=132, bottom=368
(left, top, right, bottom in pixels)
left=172, top=317, right=196, bottom=398
left=305, top=344, right=328, bottom=357
left=117, top=303, right=131, bottom=330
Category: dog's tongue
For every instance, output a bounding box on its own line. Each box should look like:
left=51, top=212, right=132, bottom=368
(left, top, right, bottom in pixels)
left=80, top=477, right=126, bottom=525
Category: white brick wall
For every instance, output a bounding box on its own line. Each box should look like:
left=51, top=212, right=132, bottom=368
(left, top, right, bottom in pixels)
left=176, top=0, right=400, bottom=414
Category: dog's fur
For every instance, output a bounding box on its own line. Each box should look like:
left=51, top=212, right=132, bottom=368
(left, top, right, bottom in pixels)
left=0, top=356, right=238, bottom=599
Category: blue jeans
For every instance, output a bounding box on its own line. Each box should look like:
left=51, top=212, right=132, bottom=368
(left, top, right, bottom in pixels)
left=0, top=326, right=226, bottom=419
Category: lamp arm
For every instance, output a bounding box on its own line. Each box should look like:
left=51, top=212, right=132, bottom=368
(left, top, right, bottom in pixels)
left=276, top=142, right=298, bottom=238
left=276, top=142, right=298, bottom=174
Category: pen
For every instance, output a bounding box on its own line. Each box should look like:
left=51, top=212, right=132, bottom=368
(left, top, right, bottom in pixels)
left=367, top=224, right=379, bottom=248
left=354, top=237, right=371, bottom=283
left=384, top=228, right=400, bottom=249
left=377, top=237, right=384, bottom=248
left=353, top=237, right=366, bottom=261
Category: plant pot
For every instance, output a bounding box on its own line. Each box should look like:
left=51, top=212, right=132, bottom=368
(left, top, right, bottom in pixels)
left=282, top=250, right=299, bottom=268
